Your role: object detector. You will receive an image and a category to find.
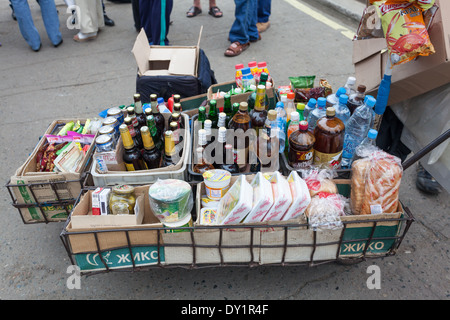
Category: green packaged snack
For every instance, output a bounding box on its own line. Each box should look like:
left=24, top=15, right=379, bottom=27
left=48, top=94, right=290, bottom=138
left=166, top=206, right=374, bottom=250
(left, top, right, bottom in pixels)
left=289, top=76, right=316, bottom=89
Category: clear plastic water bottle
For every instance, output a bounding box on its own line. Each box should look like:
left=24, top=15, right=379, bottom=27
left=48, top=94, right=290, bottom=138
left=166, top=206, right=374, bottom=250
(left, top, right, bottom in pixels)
left=351, top=129, right=378, bottom=164
left=341, top=96, right=376, bottom=168
left=334, top=94, right=351, bottom=126
left=326, top=87, right=346, bottom=107
left=303, top=98, right=316, bottom=121
left=306, top=97, right=327, bottom=132
left=344, top=76, right=357, bottom=96
left=275, top=101, right=287, bottom=153
left=364, top=95, right=376, bottom=128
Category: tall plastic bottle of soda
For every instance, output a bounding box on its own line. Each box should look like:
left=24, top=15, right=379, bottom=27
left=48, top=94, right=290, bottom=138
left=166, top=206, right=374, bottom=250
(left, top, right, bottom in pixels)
left=313, top=107, right=345, bottom=169
left=288, top=120, right=315, bottom=169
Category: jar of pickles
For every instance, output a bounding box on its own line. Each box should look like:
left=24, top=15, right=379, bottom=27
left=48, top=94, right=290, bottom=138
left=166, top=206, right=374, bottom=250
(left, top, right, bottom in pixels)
left=109, top=185, right=136, bottom=215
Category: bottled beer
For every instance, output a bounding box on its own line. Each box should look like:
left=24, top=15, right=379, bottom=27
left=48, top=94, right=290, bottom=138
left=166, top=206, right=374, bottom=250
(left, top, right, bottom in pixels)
left=146, top=115, right=163, bottom=152
left=258, top=72, right=271, bottom=109
left=288, top=120, right=315, bottom=169
left=124, top=115, right=142, bottom=150
left=228, top=102, right=251, bottom=172
left=173, top=94, right=181, bottom=104
left=207, top=99, right=219, bottom=128
left=140, top=126, right=161, bottom=169
left=193, top=129, right=215, bottom=174
left=250, top=84, right=268, bottom=137
left=133, top=93, right=147, bottom=130
left=150, top=94, right=165, bottom=138
left=170, top=121, right=184, bottom=158
left=198, top=106, right=207, bottom=130
left=223, top=93, right=233, bottom=128
left=215, top=127, right=239, bottom=173
left=313, top=107, right=345, bottom=169
left=217, top=112, right=227, bottom=129
left=231, top=102, right=240, bottom=118
left=169, top=103, right=184, bottom=128
left=119, top=124, right=146, bottom=171
left=161, top=130, right=177, bottom=167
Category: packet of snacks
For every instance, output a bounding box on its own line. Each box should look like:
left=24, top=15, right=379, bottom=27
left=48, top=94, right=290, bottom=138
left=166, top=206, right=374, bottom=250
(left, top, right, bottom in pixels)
left=371, top=0, right=435, bottom=66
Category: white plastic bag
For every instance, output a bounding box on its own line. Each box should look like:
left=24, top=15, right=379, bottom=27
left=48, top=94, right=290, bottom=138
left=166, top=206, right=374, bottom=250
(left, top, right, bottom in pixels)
left=216, top=175, right=253, bottom=225
left=282, top=171, right=311, bottom=221
left=242, top=172, right=274, bottom=223
left=262, top=171, right=292, bottom=222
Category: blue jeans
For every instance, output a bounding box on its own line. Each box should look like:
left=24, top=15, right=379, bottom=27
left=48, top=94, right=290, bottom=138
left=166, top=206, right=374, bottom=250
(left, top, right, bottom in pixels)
left=229, top=0, right=258, bottom=44
left=11, top=0, right=62, bottom=50
left=257, top=0, right=271, bottom=23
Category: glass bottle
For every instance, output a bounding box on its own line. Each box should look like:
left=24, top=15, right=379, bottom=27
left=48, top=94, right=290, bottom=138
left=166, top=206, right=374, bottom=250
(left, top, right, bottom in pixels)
left=119, top=124, right=145, bottom=171
left=288, top=120, right=315, bottom=170
left=217, top=112, right=227, bottom=129
left=198, top=106, right=207, bottom=130
left=223, top=93, right=233, bottom=128
left=173, top=94, right=181, bottom=104
left=133, top=93, right=147, bottom=130
left=193, top=147, right=215, bottom=174
left=347, top=84, right=366, bottom=114
left=124, top=115, right=142, bottom=150
left=169, top=103, right=184, bottom=128
left=161, top=130, right=177, bottom=167
left=257, top=120, right=277, bottom=169
left=150, top=94, right=165, bottom=137
left=170, top=121, right=184, bottom=159
left=146, top=115, right=163, bottom=152
left=228, top=102, right=251, bottom=172
left=231, top=102, right=240, bottom=118
left=140, top=126, right=161, bottom=169
left=313, top=107, right=345, bottom=169
left=207, top=99, right=219, bottom=128
left=250, top=84, right=268, bottom=136
left=258, top=72, right=271, bottom=109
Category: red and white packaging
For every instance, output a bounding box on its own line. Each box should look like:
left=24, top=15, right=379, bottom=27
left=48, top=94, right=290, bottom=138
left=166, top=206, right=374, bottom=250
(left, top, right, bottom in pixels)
left=242, top=172, right=274, bottom=223
left=281, top=171, right=311, bottom=221
left=91, top=187, right=104, bottom=216
left=262, top=171, right=292, bottom=222
left=216, top=175, right=253, bottom=225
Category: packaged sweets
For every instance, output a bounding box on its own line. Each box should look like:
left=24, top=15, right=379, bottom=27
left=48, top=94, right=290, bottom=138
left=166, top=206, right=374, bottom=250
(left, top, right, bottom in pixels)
left=282, top=171, right=311, bottom=221
left=262, top=171, right=293, bottom=222
left=305, top=192, right=347, bottom=231
left=216, top=175, right=253, bottom=225
left=242, top=172, right=274, bottom=223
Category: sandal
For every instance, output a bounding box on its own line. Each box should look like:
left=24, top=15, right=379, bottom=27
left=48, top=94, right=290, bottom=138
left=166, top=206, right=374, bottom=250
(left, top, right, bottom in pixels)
left=224, top=41, right=250, bottom=57
left=208, top=6, right=223, bottom=18
left=186, top=6, right=202, bottom=18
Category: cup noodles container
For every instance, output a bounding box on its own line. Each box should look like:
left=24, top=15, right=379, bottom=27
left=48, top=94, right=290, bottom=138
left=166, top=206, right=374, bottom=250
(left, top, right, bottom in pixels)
left=281, top=171, right=311, bottom=221
left=242, top=172, right=274, bottom=223
left=216, top=175, right=253, bottom=225
left=262, top=171, right=292, bottom=222
left=202, top=169, right=232, bottom=201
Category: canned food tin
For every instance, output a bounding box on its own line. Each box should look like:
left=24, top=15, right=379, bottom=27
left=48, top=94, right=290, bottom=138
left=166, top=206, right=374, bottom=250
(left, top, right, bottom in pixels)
left=98, top=125, right=117, bottom=146
left=107, top=107, right=124, bottom=125
left=95, top=134, right=114, bottom=153
left=102, top=116, right=120, bottom=139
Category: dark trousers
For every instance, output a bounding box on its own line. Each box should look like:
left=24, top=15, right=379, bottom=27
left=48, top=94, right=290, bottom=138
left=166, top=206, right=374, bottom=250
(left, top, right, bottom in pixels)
left=139, top=0, right=173, bottom=45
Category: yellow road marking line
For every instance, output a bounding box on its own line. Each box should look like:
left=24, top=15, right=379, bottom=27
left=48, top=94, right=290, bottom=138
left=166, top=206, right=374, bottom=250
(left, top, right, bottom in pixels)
left=284, top=0, right=355, bottom=40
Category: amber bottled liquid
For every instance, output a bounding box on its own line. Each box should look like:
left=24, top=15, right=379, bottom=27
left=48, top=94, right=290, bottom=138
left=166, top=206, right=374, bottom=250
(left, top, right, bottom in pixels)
left=161, top=131, right=177, bottom=167
left=119, top=124, right=146, bottom=171
left=133, top=93, right=147, bottom=129
left=313, top=107, right=345, bottom=169
left=140, top=126, right=161, bottom=169
left=288, top=120, right=315, bottom=169
left=250, top=84, right=268, bottom=136
left=150, top=94, right=166, bottom=138
left=228, top=102, right=251, bottom=172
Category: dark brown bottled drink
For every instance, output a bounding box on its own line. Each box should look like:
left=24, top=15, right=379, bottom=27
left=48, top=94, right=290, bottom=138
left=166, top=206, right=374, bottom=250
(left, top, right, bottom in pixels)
left=169, top=103, right=185, bottom=128
left=140, top=126, right=161, bottom=169
left=119, top=124, right=146, bottom=171
left=133, top=93, right=147, bottom=129
left=347, top=85, right=366, bottom=114
left=250, top=84, right=268, bottom=136
left=228, top=102, right=252, bottom=172
left=313, top=107, right=345, bottom=169
left=150, top=94, right=165, bottom=138
left=288, top=120, right=315, bottom=169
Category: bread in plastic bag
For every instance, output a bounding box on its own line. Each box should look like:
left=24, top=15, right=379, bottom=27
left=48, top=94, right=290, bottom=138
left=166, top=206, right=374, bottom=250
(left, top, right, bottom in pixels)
left=216, top=175, right=253, bottom=225
left=351, top=150, right=403, bottom=215
left=305, top=192, right=347, bottom=231
left=262, top=171, right=293, bottom=221
left=242, top=172, right=274, bottom=224
left=303, top=169, right=338, bottom=198
left=148, top=179, right=193, bottom=223
left=282, top=171, right=311, bottom=221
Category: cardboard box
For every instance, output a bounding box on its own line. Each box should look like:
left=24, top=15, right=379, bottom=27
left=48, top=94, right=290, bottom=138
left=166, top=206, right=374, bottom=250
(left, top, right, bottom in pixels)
left=352, top=0, right=450, bottom=105
left=8, top=119, right=95, bottom=223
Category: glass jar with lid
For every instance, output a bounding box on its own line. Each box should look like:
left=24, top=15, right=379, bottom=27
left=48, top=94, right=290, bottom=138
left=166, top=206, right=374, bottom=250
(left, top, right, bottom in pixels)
left=109, top=185, right=136, bottom=215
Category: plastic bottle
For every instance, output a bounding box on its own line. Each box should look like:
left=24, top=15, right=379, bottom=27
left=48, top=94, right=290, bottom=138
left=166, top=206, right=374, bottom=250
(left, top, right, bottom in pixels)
left=296, top=103, right=305, bottom=121
left=351, top=129, right=378, bottom=164
left=334, top=94, right=351, bottom=126
left=274, top=101, right=287, bottom=153
left=287, top=111, right=300, bottom=141
left=285, top=92, right=296, bottom=123
left=341, top=96, right=377, bottom=169
left=157, top=97, right=170, bottom=113
left=257, top=61, right=270, bottom=81
left=326, top=87, right=346, bottom=107
left=344, top=76, right=357, bottom=96
left=288, top=120, right=315, bottom=170
left=241, top=67, right=255, bottom=91
left=303, top=98, right=316, bottom=121
left=347, top=84, right=366, bottom=114
left=306, top=97, right=327, bottom=132
left=235, top=64, right=244, bottom=89
left=313, top=107, right=345, bottom=169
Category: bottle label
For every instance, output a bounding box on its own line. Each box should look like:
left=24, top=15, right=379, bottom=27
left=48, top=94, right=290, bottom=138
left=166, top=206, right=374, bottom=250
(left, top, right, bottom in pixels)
left=125, top=163, right=136, bottom=171
left=313, top=149, right=343, bottom=169
left=291, top=149, right=314, bottom=166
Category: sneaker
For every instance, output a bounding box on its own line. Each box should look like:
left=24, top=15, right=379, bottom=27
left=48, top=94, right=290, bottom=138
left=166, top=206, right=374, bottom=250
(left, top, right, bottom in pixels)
left=256, top=21, right=270, bottom=33
left=416, top=163, right=442, bottom=195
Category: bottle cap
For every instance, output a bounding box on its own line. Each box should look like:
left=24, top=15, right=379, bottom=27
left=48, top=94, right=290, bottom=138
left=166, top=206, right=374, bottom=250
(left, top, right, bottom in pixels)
left=299, top=120, right=308, bottom=131
left=296, top=103, right=305, bottom=111
left=218, top=127, right=227, bottom=142
left=347, top=76, right=356, bottom=85
left=365, top=96, right=376, bottom=107
left=248, top=61, right=257, bottom=68
left=368, top=129, right=378, bottom=139
left=204, top=119, right=212, bottom=128
left=157, top=97, right=164, bottom=104
left=268, top=110, right=277, bottom=121
left=241, top=67, right=251, bottom=75
left=198, top=129, right=207, bottom=145
left=239, top=102, right=248, bottom=111
left=326, top=107, right=336, bottom=117
left=259, top=72, right=268, bottom=82
left=257, top=61, right=267, bottom=68
left=336, top=87, right=346, bottom=96
left=235, top=63, right=244, bottom=70
left=317, top=97, right=327, bottom=107
left=276, top=101, right=284, bottom=109
left=339, top=94, right=348, bottom=104
left=357, top=85, right=366, bottom=93
left=307, top=98, right=317, bottom=107
left=287, top=92, right=295, bottom=100
left=290, top=111, right=299, bottom=121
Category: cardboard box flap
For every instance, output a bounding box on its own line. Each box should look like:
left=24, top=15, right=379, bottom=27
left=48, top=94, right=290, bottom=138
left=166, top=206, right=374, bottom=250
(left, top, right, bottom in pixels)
left=352, top=37, right=387, bottom=64
left=168, top=48, right=197, bottom=75
left=132, top=28, right=152, bottom=76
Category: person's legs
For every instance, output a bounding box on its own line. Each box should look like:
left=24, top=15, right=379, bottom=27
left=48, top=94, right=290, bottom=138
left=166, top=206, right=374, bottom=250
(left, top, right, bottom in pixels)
left=140, top=0, right=172, bottom=45
left=229, top=0, right=250, bottom=44
left=74, top=0, right=104, bottom=40
left=10, top=0, right=41, bottom=51
left=256, top=0, right=270, bottom=32
left=131, top=0, right=141, bottom=31
left=38, top=0, right=63, bottom=46
left=247, top=0, right=259, bottom=41
left=208, top=0, right=223, bottom=17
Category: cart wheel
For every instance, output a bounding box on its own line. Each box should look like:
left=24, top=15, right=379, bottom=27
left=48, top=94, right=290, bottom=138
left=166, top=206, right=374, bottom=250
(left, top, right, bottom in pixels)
left=336, top=257, right=365, bottom=265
